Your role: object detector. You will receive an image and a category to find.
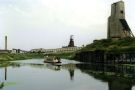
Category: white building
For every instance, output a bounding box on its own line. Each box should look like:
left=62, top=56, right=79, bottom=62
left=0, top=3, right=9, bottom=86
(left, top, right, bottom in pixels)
left=30, top=47, right=82, bottom=54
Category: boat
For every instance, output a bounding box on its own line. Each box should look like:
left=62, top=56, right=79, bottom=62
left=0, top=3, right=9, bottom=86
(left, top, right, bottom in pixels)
left=44, top=56, right=61, bottom=63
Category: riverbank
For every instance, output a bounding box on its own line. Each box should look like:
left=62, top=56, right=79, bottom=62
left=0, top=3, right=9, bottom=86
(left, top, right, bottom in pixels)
left=0, top=53, right=44, bottom=61
left=73, top=37, right=135, bottom=63
left=80, top=37, right=135, bottom=53
left=0, top=52, right=74, bottom=61
left=45, top=52, right=74, bottom=59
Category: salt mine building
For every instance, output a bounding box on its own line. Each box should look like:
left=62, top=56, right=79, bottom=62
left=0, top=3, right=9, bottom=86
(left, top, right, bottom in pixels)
left=107, top=1, right=134, bottom=40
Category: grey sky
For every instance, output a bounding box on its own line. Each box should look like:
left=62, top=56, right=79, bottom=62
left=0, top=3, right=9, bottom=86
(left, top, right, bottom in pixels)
left=0, top=0, right=135, bottom=50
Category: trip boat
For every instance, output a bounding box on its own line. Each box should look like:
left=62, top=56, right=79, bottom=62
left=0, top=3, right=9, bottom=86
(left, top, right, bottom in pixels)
left=44, top=56, right=61, bottom=63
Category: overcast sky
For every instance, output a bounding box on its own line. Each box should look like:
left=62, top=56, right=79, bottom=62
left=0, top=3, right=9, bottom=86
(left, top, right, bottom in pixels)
left=0, top=0, right=135, bottom=50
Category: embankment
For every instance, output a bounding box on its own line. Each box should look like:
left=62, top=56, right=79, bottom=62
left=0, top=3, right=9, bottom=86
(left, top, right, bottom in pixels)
left=0, top=52, right=74, bottom=61
left=45, top=52, right=74, bottom=59
left=73, top=38, right=135, bottom=63
left=0, top=53, right=44, bottom=61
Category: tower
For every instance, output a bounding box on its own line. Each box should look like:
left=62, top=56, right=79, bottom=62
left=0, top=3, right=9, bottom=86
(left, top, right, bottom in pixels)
left=5, top=36, right=7, bottom=50
left=107, top=1, right=134, bottom=40
left=68, top=35, right=75, bottom=47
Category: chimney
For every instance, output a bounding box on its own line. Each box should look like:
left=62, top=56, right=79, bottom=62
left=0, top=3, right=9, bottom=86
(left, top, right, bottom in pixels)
left=5, top=36, right=7, bottom=50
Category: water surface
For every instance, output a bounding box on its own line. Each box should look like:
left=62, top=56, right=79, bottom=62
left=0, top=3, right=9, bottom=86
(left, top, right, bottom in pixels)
left=0, top=59, right=135, bottom=90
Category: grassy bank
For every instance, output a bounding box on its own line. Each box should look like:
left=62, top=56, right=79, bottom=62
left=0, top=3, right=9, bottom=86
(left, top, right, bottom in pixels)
left=0, top=53, right=44, bottom=61
left=45, top=52, right=75, bottom=59
left=0, top=52, right=74, bottom=61
left=80, top=37, right=135, bottom=53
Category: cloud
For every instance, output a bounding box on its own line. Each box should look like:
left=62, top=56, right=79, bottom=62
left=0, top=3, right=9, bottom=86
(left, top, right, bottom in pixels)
left=1, top=0, right=108, bottom=28
left=37, top=0, right=108, bottom=28
left=0, top=0, right=109, bottom=49
left=0, top=0, right=134, bottom=49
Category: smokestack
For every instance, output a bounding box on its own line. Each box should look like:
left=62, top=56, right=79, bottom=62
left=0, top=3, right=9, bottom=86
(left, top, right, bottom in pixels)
left=5, top=36, right=7, bottom=50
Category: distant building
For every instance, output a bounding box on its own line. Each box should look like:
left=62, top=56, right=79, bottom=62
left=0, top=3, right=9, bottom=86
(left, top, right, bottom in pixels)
left=11, top=49, right=27, bottom=54
left=30, top=35, right=82, bottom=54
left=68, top=35, right=75, bottom=47
left=107, top=1, right=134, bottom=40
left=30, top=47, right=82, bottom=54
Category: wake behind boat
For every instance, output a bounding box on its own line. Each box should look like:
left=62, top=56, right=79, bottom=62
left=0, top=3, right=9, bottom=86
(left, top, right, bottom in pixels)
left=44, top=56, right=61, bottom=63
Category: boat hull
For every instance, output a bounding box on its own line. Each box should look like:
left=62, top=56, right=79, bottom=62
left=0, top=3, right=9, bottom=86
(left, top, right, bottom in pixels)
left=44, top=61, right=61, bottom=63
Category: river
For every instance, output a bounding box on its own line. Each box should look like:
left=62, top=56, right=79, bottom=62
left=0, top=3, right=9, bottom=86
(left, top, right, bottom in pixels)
left=0, top=59, right=135, bottom=90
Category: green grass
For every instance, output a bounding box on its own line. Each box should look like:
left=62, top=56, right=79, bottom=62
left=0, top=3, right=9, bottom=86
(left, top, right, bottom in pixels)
left=0, top=52, right=75, bottom=61
left=80, top=37, right=135, bottom=53
left=45, top=52, right=74, bottom=59
left=0, top=53, right=44, bottom=61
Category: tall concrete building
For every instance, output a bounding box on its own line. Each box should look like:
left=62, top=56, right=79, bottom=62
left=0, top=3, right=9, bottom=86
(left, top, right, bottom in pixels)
left=107, top=1, right=134, bottom=40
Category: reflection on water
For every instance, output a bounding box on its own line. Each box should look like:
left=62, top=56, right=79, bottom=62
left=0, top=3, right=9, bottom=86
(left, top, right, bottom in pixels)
left=1, top=59, right=135, bottom=90
left=68, top=68, right=74, bottom=80
left=77, top=64, right=135, bottom=90
left=0, top=67, right=7, bottom=89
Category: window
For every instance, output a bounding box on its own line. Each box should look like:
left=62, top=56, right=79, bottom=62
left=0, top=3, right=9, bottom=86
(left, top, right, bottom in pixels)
left=121, top=10, right=124, bottom=14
